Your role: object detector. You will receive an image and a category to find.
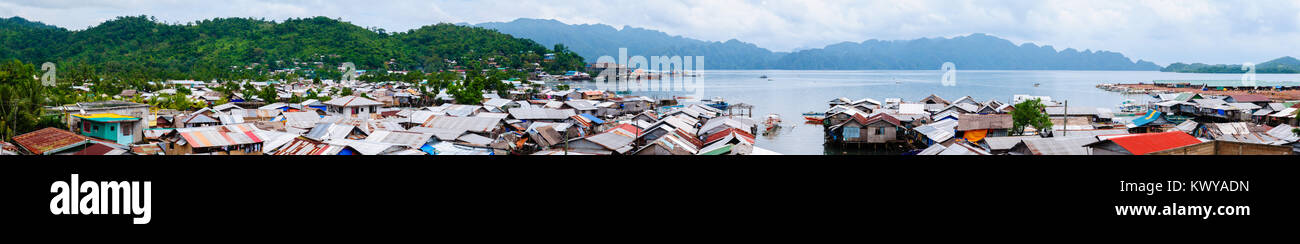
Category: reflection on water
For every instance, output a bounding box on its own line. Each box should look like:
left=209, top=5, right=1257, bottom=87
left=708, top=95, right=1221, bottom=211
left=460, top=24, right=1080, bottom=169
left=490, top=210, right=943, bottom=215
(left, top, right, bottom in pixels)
left=567, top=70, right=1300, bottom=155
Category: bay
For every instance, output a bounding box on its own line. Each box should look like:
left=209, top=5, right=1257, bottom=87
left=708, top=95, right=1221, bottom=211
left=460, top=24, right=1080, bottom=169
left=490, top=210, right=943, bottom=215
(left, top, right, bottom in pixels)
left=568, top=70, right=1300, bottom=155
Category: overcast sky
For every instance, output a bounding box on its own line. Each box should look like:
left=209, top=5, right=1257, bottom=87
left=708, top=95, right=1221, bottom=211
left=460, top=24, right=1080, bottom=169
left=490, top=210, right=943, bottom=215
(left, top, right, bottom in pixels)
left=3, top=0, right=1298, bottom=65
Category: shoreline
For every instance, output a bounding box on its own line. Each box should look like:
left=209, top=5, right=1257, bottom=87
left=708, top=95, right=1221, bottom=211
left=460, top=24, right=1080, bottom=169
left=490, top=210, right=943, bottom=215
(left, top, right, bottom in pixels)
left=1105, top=83, right=1300, bottom=101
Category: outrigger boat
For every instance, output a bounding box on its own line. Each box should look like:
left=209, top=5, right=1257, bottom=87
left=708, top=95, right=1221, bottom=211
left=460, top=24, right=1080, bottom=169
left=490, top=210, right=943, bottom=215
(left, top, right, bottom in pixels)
left=702, top=97, right=729, bottom=110
left=762, top=114, right=783, bottom=136
left=802, top=111, right=826, bottom=123
left=1114, top=99, right=1148, bottom=116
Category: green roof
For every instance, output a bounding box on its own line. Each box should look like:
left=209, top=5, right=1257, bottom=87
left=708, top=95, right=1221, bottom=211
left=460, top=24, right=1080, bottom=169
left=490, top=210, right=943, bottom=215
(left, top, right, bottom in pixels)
left=701, top=144, right=734, bottom=155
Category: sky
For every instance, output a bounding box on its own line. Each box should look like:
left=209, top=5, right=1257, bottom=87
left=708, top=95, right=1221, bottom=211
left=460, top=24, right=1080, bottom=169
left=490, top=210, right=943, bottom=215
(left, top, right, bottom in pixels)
left=2, top=0, right=1299, bottom=65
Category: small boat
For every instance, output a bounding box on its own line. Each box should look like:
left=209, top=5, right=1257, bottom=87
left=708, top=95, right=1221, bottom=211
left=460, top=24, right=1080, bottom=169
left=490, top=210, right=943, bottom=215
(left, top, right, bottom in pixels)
left=759, top=75, right=769, bottom=79
left=802, top=112, right=826, bottom=123
left=1115, top=99, right=1147, bottom=116
left=702, top=97, right=729, bottom=110
left=763, top=114, right=782, bottom=135
left=1034, top=83, right=1041, bottom=87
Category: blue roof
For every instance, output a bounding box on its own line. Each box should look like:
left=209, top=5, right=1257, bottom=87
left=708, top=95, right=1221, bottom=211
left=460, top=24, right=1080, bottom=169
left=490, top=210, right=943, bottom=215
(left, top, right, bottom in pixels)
left=420, top=143, right=437, bottom=155
left=579, top=113, right=605, bottom=124
left=1130, top=110, right=1162, bottom=127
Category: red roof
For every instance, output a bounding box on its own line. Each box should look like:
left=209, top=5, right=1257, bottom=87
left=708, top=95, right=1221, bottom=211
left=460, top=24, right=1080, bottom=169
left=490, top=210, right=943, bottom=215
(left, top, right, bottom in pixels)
left=850, top=113, right=902, bottom=126
left=1229, top=94, right=1270, bottom=103
left=704, top=128, right=756, bottom=145
left=674, top=129, right=704, bottom=148
left=1106, top=131, right=1201, bottom=155
left=11, top=127, right=88, bottom=155
left=604, top=123, right=643, bottom=135
left=73, top=143, right=117, bottom=155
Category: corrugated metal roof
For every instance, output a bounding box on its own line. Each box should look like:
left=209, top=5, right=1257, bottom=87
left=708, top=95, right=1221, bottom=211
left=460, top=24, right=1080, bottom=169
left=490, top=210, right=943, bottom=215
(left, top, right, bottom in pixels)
left=430, top=141, right=494, bottom=155
left=1021, top=136, right=1098, bottom=155
left=281, top=112, right=322, bottom=128
left=1266, top=124, right=1300, bottom=143
left=328, top=139, right=401, bottom=155
left=11, top=128, right=89, bottom=155
left=1093, top=131, right=1200, bottom=155
left=176, top=124, right=263, bottom=148
left=509, top=108, right=576, bottom=120
left=937, top=142, right=991, bottom=155
left=581, top=131, right=636, bottom=151
left=1175, top=120, right=1199, bottom=133
left=423, top=116, right=501, bottom=133
left=304, top=123, right=363, bottom=141
left=984, top=136, right=1039, bottom=150
left=897, top=104, right=927, bottom=115
left=483, top=98, right=515, bottom=108
left=914, top=119, right=958, bottom=142
left=456, top=133, right=494, bottom=146
left=218, top=113, right=245, bottom=125
left=957, top=114, right=1013, bottom=131
left=184, top=114, right=220, bottom=124
left=272, top=137, right=344, bottom=155
left=366, top=130, right=433, bottom=147
left=917, top=144, right=947, bottom=155
left=408, top=126, right=467, bottom=141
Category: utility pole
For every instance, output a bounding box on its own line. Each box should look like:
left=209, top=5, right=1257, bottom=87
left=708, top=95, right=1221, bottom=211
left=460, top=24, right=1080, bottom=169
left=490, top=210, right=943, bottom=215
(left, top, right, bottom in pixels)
left=1062, top=100, right=1068, bottom=137
left=563, top=125, right=569, bottom=155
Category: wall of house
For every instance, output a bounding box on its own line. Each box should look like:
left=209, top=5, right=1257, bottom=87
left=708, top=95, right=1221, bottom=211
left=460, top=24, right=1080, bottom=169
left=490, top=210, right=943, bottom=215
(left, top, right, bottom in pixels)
left=1149, top=141, right=1292, bottom=155
left=866, top=125, right=898, bottom=143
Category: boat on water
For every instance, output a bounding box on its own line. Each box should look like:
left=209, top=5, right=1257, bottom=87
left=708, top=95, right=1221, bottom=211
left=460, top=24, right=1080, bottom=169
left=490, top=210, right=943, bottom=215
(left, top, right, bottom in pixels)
left=1034, top=83, right=1041, bottom=87
left=702, top=97, right=729, bottom=110
left=759, top=75, right=768, bottom=79
left=1115, top=99, right=1148, bottom=116
left=763, top=114, right=782, bottom=135
left=802, top=112, right=826, bottom=123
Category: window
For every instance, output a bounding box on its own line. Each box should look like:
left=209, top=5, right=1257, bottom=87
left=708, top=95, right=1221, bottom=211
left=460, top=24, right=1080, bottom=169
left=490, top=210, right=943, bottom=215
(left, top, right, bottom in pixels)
left=122, top=122, right=132, bottom=136
left=875, top=128, right=885, bottom=135
left=843, top=127, right=859, bottom=139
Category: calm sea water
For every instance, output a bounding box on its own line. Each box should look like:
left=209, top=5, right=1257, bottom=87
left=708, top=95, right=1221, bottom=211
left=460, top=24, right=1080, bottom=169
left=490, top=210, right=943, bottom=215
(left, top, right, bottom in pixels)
left=570, top=70, right=1300, bottom=155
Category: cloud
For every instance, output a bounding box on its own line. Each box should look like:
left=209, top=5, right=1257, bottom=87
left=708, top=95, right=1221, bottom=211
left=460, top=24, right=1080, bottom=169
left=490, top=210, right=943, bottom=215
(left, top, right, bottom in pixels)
left=2, top=0, right=1298, bottom=64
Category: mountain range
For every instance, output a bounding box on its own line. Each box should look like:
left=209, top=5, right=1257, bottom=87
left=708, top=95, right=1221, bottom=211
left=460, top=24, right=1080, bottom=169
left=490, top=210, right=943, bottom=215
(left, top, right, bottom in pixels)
left=475, top=18, right=1161, bottom=70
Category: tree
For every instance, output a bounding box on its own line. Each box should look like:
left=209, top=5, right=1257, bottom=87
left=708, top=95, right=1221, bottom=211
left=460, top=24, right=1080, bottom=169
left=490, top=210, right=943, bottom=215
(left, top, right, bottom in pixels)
left=0, top=59, right=43, bottom=141
left=257, top=84, right=278, bottom=102
left=1011, top=98, right=1052, bottom=136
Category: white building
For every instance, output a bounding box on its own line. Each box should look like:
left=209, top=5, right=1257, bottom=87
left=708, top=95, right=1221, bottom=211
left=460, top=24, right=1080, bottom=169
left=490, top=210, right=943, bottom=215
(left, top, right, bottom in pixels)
left=324, top=96, right=384, bottom=118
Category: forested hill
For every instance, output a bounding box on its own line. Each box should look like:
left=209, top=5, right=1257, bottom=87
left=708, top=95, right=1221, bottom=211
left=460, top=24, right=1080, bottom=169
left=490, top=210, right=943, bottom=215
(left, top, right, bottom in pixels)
left=1162, top=56, right=1300, bottom=73
left=0, top=16, right=585, bottom=81
left=477, top=18, right=1161, bottom=70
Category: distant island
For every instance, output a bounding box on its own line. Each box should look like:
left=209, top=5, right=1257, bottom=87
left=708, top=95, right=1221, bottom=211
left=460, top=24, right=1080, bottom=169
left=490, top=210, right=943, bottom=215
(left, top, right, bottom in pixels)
left=1162, top=56, right=1300, bottom=74
left=475, top=18, right=1161, bottom=71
